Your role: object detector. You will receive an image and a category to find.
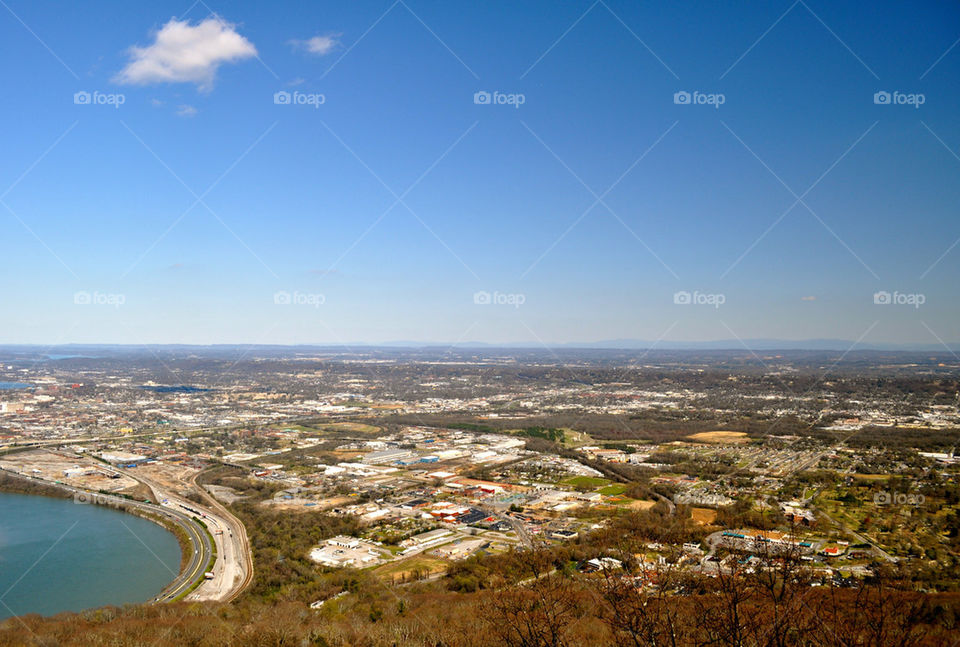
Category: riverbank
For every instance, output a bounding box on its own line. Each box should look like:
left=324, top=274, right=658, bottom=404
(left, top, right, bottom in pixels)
left=0, top=470, right=69, bottom=499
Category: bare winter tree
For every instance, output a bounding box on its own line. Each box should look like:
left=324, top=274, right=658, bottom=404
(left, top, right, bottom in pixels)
left=594, top=554, right=691, bottom=647
left=482, top=550, right=584, bottom=647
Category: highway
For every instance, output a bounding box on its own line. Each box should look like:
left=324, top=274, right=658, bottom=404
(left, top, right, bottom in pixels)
left=187, top=469, right=253, bottom=602
left=106, top=465, right=252, bottom=602
left=0, top=467, right=213, bottom=601
left=153, top=502, right=214, bottom=602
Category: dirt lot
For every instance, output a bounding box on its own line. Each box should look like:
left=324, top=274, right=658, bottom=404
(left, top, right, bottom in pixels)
left=686, top=431, right=749, bottom=444
left=0, top=449, right=139, bottom=493
left=330, top=450, right=365, bottom=460
left=281, top=496, right=353, bottom=512
left=136, top=462, right=201, bottom=496
left=691, top=507, right=718, bottom=525
left=317, top=422, right=382, bottom=434
left=374, top=556, right=448, bottom=583
left=205, top=484, right=248, bottom=504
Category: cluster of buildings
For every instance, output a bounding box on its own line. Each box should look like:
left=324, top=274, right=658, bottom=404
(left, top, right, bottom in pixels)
left=718, top=529, right=816, bottom=555
left=310, top=536, right=387, bottom=568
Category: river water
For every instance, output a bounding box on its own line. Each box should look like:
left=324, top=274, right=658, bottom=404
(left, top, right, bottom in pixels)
left=0, top=492, right=180, bottom=619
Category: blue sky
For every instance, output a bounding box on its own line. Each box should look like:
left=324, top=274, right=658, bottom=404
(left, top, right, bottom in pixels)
left=1, top=0, right=959, bottom=347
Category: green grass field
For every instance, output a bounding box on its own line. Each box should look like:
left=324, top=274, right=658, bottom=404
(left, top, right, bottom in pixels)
left=562, top=476, right=610, bottom=489
left=598, top=484, right=626, bottom=496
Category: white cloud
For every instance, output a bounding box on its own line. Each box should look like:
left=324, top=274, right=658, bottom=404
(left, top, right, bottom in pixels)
left=291, top=33, right=341, bottom=56
left=116, top=17, right=257, bottom=90
left=176, top=104, right=198, bottom=117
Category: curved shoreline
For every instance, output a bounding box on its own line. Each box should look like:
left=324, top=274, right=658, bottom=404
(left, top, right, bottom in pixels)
left=0, top=468, right=211, bottom=607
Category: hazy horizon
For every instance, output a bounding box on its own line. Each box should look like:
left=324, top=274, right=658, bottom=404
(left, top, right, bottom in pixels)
left=2, top=338, right=960, bottom=353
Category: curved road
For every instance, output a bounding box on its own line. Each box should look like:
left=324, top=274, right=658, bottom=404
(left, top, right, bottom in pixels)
left=101, top=464, right=251, bottom=602
left=153, top=504, right=214, bottom=601
left=187, top=468, right=253, bottom=602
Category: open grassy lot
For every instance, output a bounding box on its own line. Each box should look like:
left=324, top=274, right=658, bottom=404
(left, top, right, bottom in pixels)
left=560, top=428, right=594, bottom=448
left=850, top=474, right=892, bottom=482
left=598, top=483, right=626, bottom=496
left=562, top=476, right=610, bottom=489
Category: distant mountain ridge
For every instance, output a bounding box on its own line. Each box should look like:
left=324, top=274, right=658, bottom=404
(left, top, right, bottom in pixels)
left=1, top=339, right=958, bottom=352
